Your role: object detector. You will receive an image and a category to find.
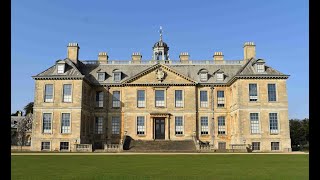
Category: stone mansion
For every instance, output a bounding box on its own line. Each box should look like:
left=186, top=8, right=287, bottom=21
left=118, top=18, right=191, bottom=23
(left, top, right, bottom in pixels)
left=31, top=33, right=291, bottom=152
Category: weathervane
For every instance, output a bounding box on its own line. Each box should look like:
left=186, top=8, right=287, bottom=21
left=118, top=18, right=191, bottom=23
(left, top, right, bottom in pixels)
left=159, top=26, right=163, bottom=41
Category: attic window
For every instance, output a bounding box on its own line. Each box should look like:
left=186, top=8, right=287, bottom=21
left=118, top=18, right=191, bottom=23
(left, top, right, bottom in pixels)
left=217, top=73, right=224, bottom=81
left=200, top=73, right=208, bottom=82
left=114, top=72, right=121, bottom=82
left=256, top=63, right=265, bottom=73
left=57, top=64, right=65, bottom=74
left=97, top=73, right=105, bottom=82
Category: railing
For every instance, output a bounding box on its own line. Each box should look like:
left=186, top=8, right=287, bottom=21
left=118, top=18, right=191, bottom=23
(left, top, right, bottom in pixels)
left=76, top=144, right=92, bottom=152
left=104, top=144, right=121, bottom=152
left=81, top=60, right=243, bottom=65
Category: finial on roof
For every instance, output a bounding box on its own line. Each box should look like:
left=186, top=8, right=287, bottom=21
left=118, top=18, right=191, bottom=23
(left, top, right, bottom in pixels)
left=159, top=26, right=163, bottom=41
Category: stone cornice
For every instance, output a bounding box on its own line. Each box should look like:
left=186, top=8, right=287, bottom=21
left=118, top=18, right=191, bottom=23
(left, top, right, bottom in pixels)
left=32, top=75, right=85, bottom=80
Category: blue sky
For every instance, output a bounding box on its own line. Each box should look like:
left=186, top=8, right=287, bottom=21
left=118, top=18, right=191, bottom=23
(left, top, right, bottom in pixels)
left=11, top=0, right=308, bottom=119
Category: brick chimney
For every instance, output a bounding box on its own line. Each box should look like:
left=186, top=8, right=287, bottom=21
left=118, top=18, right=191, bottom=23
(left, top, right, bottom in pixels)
left=131, top=52, right=142, bottom=64
left=179, top=52, right=189, bottom=64
left=213, top=52, right=224, bottom=64
left=98, top=52, right=108, bottom=63
left=243, top=42, right=256, bottom=61
left=67, top=43, right=80, bottom=65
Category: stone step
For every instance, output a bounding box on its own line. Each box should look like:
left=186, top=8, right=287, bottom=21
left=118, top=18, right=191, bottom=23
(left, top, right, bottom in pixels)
left=124, top=139, right=196, bottom=152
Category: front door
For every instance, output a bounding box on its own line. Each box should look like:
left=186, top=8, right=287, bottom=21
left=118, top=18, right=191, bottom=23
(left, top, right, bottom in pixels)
left=155, top=118, right=165, bottom=139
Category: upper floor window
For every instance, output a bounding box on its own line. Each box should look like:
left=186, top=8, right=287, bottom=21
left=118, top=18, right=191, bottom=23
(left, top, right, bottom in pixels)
left=95, top=117, right=103, bottom=134
left=175, top=90, right=183, bottom=107
left=57, top=64, right=65, bottom=74
left=256, top=63, right=265, bottom=73
left=200, top=117, right=208, bottom=135
left=112, top=116, right=120, bottom=135
left=155, top=90, right=165, bottom=107
left=63, top=84, right=72, bottom=102
left=217, top=90, right=225, bottom=107
left=218, top=116, right=226, bottom=135
left=61, top=113, right=71, bottom=134
left=42, top=113, right=52, bottom=133
left=96, top=91, right=104, bottom=107
left=200, top=73, right=208, bottom=82
left=216, top=73, right=224, bottom=81
left=268, top=84, right=277, bottom=102
left=97, top=72, right=105, bottom=82
left=44, top=84, right=53, bottom=102
left=250, top=113, right=260, bottom=134
left=114, top=72, right=121, bottom=82
left=112, top=91, right=120, bottom=108
left=253, top=59, right=265, bottom=73
left=269, top=113, right=279, bottom=134
left=175, top=116, right=183, bottom=135
left=137, top=116, right=145, bottom=135
left=200, top=91, right=208, bottom=107
left=137, top=90, right=145, bottom=108
left=249, top=84, right=258, bottom=101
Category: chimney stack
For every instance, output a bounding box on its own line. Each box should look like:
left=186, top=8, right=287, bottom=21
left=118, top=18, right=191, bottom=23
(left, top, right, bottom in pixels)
left=243, top=42, right=256, bottom=61
left=131, top=52, right=142, bottom=64
left=213, top=52, right=224, bottom=64
left=98, top=52, right=109, bottom=63
left=67, top=43, right=80, bottom=65
left=179, top=52, right=189, bottom=64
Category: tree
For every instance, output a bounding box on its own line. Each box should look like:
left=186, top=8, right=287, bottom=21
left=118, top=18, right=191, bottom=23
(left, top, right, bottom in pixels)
left=11, top=110, right=23, bottom=116
left=16, top=113, right=33, bottom=148
left=289, top=119, right=305, bottom=147
left=24, top=102, right=34, bottom=115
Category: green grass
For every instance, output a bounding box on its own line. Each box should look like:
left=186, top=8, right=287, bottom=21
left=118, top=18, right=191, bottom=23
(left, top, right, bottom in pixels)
left=11, top=155, right=309, bottom=180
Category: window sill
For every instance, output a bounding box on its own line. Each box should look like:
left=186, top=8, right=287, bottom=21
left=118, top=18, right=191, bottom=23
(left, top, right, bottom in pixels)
left=42, top=133, right=52, bottom=135
left=155, top=106, right=166, bottom=108
left=175, top=107, right=184, bottom=108
left=95, top=107, right=104, bottom=109
left=175, top=134, right=184, bottom=137
left=137, top=134, right=146, bottom=137
left=200, top=134, right=210, bottom=137
left=111, top=107, right=121, bottom=109
left=44, top=101, right=54, bottom=103
left=217, top=134, right=227, bottom=137
left=137, top=107, right=146, bottom=108
left=270, top=133, right=279, bottom=135
left=62, top=102, right=73, bottom=103
left=61, top=133, right=72, bottom=135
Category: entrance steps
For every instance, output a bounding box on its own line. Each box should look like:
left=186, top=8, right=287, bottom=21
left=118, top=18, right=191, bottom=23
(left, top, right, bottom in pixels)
left=123, top=139, right=197, bottom=152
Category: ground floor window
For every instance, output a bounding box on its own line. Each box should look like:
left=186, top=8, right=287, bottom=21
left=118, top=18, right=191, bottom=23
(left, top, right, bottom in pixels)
left=41, top=142, right=50, bottom=150
left=137, top=116, right=145, bottom=135
left=271, top=142, right=280, bottom=151
left=60, top=142, right=69, bottom=151
left=200, top=117, right=208, bottom=135
left=252, top=142, right=260, bottom=150
left=95, top=117, right=103, bottom=134
left=112, top=117, right=120, bottom=135
left=175, top=116, right=183, bottom=135
left=218, top=142, right=226, bottom=150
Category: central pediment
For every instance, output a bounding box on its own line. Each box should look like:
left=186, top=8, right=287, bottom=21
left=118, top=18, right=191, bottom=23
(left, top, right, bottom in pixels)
left=123, top=64, right=197, bottom=85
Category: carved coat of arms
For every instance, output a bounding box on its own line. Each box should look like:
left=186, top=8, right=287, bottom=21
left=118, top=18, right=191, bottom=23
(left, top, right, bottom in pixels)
left=155, top=68, right=165, bottom=82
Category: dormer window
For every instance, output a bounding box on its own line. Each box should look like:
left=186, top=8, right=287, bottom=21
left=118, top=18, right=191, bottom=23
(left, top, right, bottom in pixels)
left=256, top=63, right=265, bottom=73
left=97, top=72, right=105, bottom=82
left=198, top=69, right=209, bottom=82
left=113, top=69, right=121, bottom=82
left=253, top=59, right=266, bottom=73
left=57, top=64, right=65, bottom=74
left=217, top=73, right=224, bottom=81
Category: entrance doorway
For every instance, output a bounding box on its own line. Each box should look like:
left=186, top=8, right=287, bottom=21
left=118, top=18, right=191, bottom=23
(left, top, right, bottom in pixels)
left=155, top=118, right=165, bottom=139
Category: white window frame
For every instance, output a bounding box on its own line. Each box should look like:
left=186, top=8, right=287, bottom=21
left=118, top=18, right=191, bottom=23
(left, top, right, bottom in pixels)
left=95, top=117, right=103, bottom=134
left=96, top=91, right=104, bottom=108
left=200, top=116, right=209, bottom=135
left=44, top=84, right=54, bottom=102
left=111, top=116, right=120, bottom=135
left=155, top=90, right=165, bottom=107
left=112, top=91, right=121, bottom=108
left=42, top=113, right=52, bottom=134
left=217, top=90, right=225, bottom=107
left=268, top=83, right=277, bottom=102
left=61, top=113, right=71, bottom=134
left=175, top=90, right=184, bottom=108
left=250, top=113, right=260, bottom=134
left=175, top=116, right=184, bottom=135
left=200, top=72, right=208, bottom=82
left=97, top=72, right=105, bottom=82
left=218, top=116, right=226, bottom=135
left=57, top=64, right=65, bottom=74
left=271, top=142, right=280, bottom=151
left=62, top=84, right=72, bottom=103
left=256, top=63, right=265, bottom=73
left=216, top=73, right=224, bottom=81
left=269, top=113, right=279, bottom=134
left=137, top=90, right=146, bottom=108
left=137, top=116, right=145, bottom=135
left=249, top=83, right=258, bottom=102
left=200, top=90, right=208, bottom=108
left=114, top=72, right=121, bottom=82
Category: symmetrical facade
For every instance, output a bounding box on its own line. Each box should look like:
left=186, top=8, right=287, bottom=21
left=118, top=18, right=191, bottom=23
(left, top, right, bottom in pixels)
left=31, top=33, right=291, bottom=152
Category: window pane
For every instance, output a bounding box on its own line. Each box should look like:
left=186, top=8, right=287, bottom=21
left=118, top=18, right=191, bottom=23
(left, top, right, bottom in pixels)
left=95, top=117, right=103, bottom=134
left=112, top=117, right=120, bottom=134
left=63, top=84, right=72, bottom=102
left=61, top=113, right=71, bottom=133
left=43, top=113, right=52, bottom=133
left=257, top=64, right=264, bottom=72
left=57, top=64, right=64, bottom=73
left=45, top=84, right=53, bottom=102
left=200, top=73, right=208, bottom=81
left=137, top=90, right=145, bottom=107
left=96, top=91, right=104, bottom=107
left=155, top=90, right=165, bottom=107
left=112, top=91, right=120, bottom=107
left=268, top=84, right=276, bottom=101
left=217, top=73, right=223, bottom=81
left=137, top=116, right=145, bottom=135
left=201, top=117, right=208, bottom=135
left=218, top=116, right=226, bottom=135
left=200, top=91, right=208, bottom=107
left=250, top=113, right=260, bottom=134
left=60, top=142, right=69, bottom=150
left=217, top=91, right=225, bottom=107
left=269, top=113, right=278, bottom=134
left=41, top=142, right=50, bottom=150
left=175, top=116, right=183, bottom=135
left=175, top=90, right=183, bottom=107
left=114, top=73, right=121, bottom=81
left=249, top=84, right=258, bottom=101
left=271, top=142, right=280, bottom=150
left=98, top=73, right=105, bottom=81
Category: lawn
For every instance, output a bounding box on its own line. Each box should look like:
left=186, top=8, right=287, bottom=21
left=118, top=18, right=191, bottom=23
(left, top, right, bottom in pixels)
left=11, top=154, right=309, bottom=180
